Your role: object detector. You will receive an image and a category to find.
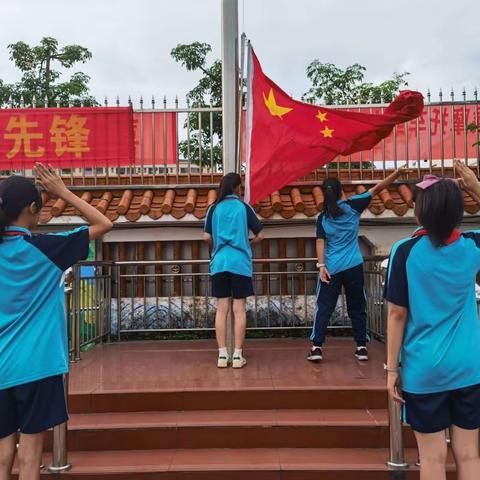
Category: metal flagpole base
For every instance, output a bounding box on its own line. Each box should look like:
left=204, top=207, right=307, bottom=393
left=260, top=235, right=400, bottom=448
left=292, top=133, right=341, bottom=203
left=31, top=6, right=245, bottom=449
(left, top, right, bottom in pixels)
left=47, top=464, right=72, bottom=473
left=386, top=460, right=409, bottom=469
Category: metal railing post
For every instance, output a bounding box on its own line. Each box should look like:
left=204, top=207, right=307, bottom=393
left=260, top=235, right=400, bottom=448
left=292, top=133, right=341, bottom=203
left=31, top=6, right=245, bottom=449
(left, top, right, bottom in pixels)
left=387, top=393, right=409, bottom=475
left=48, top=287, right=72, bottom=472
left=48, top=400, right=71, bottom=472
left=72, top=265, right=81, bottom=362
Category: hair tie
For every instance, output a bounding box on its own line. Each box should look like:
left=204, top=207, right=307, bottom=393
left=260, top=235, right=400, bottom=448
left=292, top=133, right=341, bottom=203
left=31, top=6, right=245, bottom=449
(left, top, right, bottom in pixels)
left=326, top=186, right=333, bottom=189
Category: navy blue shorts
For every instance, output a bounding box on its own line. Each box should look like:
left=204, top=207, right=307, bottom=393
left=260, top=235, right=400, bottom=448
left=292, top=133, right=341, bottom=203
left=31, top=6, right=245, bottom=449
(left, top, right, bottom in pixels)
left=212, top=272, right=254, bottom=299
left=403, top=383, right=480, bottom=434
left=0, top=375, right=68, bottom=438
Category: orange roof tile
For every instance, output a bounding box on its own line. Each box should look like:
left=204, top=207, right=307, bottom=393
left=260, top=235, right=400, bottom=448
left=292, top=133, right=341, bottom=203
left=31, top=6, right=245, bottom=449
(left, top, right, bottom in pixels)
left=37, top=182, right=480, bottom=225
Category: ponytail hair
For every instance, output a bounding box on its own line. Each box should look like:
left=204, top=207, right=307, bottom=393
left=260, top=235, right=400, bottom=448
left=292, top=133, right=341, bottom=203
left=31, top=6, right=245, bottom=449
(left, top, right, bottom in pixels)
left=321, top=177, right=343, bottom=218
left=0, top=176, right=42, bottom=244
left=413, top=179, right=464, bottom=247
left=217, top=172, right=242, bottom=203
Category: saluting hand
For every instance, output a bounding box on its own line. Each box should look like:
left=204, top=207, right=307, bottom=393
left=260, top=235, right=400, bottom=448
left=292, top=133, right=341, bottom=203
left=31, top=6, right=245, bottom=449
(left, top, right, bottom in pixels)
left=455, top=159, right=480, bottom=192
left=35, top=163, right=69, bottom=198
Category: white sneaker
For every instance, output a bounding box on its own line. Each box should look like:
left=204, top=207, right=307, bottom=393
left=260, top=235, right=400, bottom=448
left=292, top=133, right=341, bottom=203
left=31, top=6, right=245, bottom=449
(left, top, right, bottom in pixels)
left=232, top=355, right=247, bottom=369
left=217, top=355, right=230, bottom=368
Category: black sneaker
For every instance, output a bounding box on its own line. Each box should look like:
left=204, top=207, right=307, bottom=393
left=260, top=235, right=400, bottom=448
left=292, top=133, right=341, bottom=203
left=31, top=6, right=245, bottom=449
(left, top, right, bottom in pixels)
left=307, top=347, right=323, bottom=362
left=355, top=346, right=369, bottom=361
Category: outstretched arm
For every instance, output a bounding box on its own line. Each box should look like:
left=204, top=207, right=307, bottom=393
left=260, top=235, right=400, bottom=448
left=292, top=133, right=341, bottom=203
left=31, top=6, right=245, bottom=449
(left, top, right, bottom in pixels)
left=369, top=166, right=406, bottom=197
left=35, top=163, right=113, bottom=240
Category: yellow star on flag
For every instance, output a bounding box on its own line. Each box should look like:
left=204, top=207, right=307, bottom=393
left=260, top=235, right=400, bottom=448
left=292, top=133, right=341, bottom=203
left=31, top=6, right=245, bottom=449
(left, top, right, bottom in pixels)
left=320, top=126, right=334, bottom=138
left=263, top=89, right=293, bottom=119
left=316, top=111, right=327, bottom=122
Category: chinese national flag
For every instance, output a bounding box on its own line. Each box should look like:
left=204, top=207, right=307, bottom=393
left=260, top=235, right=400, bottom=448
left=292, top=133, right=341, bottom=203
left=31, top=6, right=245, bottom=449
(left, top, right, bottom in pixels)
left=245, top=47, right=424, bottom=205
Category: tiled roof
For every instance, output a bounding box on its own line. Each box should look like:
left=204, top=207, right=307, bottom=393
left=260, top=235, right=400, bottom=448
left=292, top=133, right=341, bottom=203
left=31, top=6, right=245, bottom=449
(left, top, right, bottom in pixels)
left=38, top=179, right=480, bottom=225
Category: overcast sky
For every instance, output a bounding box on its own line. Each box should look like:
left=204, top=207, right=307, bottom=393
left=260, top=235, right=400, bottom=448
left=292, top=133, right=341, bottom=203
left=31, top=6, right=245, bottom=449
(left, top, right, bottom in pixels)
left=0, top=0, right=478, bottom=106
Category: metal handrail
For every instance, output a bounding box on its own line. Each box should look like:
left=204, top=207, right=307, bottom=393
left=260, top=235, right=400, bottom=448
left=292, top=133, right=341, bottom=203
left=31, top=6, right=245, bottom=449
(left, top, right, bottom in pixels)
left=109, top=255, right=387, bottom=267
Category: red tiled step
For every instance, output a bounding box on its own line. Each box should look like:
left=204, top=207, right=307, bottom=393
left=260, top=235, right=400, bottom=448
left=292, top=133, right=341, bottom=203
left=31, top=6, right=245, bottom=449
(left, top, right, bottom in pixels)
left=51, top=409, right=415, bottom=451
left=18, top=448, right=455, bottom=479
left=69, top=388, right=387, bottom=413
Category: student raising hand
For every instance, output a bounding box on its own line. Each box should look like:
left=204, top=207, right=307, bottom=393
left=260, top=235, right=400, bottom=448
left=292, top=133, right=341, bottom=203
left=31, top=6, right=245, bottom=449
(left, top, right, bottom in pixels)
left=35, top=163, right=113, bottom=240
left=455, top=159, right=480, bottom=203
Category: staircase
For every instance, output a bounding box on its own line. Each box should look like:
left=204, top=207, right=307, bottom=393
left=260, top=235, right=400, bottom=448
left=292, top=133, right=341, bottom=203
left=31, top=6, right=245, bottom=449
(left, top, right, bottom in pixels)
left=16, top=339, right=455, bottom=479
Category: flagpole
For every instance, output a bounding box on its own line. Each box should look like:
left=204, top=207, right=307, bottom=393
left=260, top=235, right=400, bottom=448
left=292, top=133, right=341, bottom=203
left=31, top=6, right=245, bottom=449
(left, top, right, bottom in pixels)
left=221, top=0, right=239, bottom=360
left=236, top=32, right=247, bottom=173
left=244, top=40, right=253, bottom=204
left=221, top=0, right=239, bottom=174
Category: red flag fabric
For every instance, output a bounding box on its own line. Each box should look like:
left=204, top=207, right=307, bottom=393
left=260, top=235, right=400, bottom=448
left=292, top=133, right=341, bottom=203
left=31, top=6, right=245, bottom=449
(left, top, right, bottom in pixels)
left=245, top=48, right=424, bottom=205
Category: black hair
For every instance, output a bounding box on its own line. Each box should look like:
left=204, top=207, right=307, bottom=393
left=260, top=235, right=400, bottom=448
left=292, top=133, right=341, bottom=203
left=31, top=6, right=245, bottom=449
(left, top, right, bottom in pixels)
left=413, top=179, right=464, bottom=247
left=321, top=177, right=344, bottom=218
left=217, top=172, right=242, bottom=203
left=0, top=176, right=42, bottom=243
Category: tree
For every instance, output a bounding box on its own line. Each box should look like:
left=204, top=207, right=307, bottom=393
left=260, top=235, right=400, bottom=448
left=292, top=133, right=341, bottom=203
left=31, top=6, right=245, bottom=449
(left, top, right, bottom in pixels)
left=0, top=37, right=96, bottom=108
left=302, top=61, right=409, bottom=105
left=302, top=62, right=410, bottom=170
left=171, top=42, right=222, bottom=169
left=467, top=123, right=480, bottom=147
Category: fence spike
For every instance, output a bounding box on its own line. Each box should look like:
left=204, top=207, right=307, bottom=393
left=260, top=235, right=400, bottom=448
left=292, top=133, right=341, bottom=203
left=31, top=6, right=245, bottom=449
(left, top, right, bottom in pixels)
left=439, top=88, right=443, bottom=102
left=163, top=95, right=167, bottom=108
left=32, top=95, right=37, bottom=107
left=116, top=95, right=120, bottom=107
left=186, top=96, right=190, bottom=108
left=80, top=99, right=85, bottom=107
left=128, top=95, right=132, bottom=107
left=20, top=95, right=25, bottom=108
left=175, top=95, right=179, bottom=108
left=151, top=95, right=155, bottom=109
left=474, top=87, right=478, bottom=102
left=450, top=88, right=454, bottom=101
left=427, top=89, right=431, bottom=103
left=462, top=87, right=466, bottom=102
left=56, top=98, right=61, bottom=108
left=44, top=95, right=48, bottom=108
left=104, top=96, right=108, bottom=107
left=68, top=98, right=73, bottom=108
left=140, top=96, right=144, bottom=109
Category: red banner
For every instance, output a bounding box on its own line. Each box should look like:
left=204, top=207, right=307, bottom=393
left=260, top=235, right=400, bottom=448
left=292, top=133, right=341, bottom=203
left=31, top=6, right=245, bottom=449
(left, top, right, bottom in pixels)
left=133, top=112, right=177, bottom=166
left=0, top=107, right=134, bottom=169
left=336, top=104, right=479, bottom=164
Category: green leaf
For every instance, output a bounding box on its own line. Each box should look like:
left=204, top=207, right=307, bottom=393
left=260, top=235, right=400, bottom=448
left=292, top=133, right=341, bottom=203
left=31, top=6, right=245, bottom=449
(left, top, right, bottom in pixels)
left=1, top=37, right=95, bottom=107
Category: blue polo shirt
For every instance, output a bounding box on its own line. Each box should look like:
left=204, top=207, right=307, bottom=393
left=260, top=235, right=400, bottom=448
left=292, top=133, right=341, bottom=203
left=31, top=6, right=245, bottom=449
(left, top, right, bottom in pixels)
left=316, top=191, right=372, bottom=274
left=204, top=195, right=263, bottom=278
left=0, top=226, right=89, bottom=390
left=384, top=230, right=480, bottom=394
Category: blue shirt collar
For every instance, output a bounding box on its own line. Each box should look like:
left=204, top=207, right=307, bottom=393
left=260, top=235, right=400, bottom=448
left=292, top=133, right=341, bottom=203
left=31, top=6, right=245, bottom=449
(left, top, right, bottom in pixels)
left=225, top=194, right=239, bottom=199
left=4, top=226, right=32, bottom=237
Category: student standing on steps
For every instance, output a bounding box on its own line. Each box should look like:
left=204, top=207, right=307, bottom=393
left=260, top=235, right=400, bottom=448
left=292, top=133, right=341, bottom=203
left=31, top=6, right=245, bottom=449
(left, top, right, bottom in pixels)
left=308, top=166, right=405, bottom=363
left=385, top=161, right=480, bottom=480
left=0, top=164, right=112, bottom=480
left=204, top=173, right=264, bottom=369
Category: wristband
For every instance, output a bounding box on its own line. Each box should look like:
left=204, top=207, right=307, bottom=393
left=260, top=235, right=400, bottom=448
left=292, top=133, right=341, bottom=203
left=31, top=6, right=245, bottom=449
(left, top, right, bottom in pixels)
left=383, top=363, right=400, bottom=373
left=316, top=263, right=326, bottom=268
